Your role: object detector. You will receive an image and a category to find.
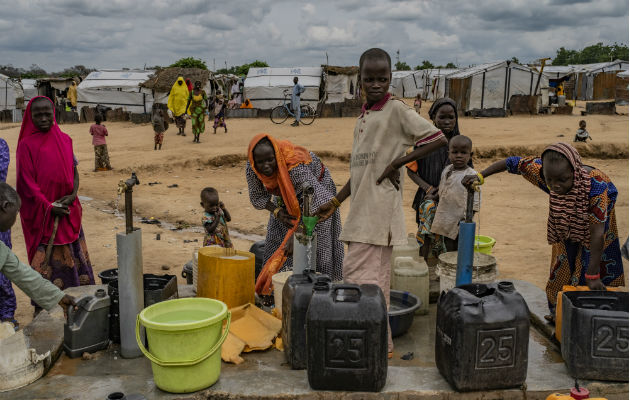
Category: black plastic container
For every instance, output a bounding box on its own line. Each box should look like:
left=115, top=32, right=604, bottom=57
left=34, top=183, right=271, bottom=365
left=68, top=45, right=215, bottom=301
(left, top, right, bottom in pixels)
left=306, top=283, right=388, bottom=392
left=64, top=289, right=110, bottom=358
left=182, top=262, right=193, bottom=284
left=143, top=273, right=178, bottom=307
left=282, top=272, right=330, bottom=369
left=435, top=282, right=530, bottom=391
left=561, top=291, right=628, bottom=381
left=98, top=268, right=118, bottom=284
left=249, top=240, right=265, bottom=280
left=107, top=274, right=178, bottom=343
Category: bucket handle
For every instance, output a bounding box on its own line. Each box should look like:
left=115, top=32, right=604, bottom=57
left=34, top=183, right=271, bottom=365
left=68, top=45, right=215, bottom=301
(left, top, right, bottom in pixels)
left=135, top=311, right=231, bottom=367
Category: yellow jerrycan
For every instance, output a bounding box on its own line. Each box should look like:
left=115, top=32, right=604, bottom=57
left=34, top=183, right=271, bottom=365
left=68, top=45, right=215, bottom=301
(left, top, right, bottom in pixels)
left=197, top=246, right=255, bottom=309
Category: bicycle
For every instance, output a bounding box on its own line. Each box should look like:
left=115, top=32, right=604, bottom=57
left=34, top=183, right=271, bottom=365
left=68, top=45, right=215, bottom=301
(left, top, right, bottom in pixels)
left=270, top=89, right=316, bottom=125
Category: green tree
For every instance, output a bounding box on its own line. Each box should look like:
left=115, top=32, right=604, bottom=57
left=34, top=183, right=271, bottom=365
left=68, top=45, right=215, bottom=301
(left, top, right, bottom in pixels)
left=415, top=60, right=434, bottom=70
left=169, top=57, right=208, bottom=70
left=552, top=43, right=629, bottom=65
left=445, top=62, right=457, bottom=68
left=394, top=61, right=411, bottom=71
left=217, top=60, right=269, bottom=76
left=510, top=57, right=520, bottom=64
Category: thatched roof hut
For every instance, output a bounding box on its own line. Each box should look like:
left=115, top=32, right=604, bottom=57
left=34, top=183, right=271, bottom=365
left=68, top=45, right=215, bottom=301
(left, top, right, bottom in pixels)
left=141, top=67, right=212, bottom=92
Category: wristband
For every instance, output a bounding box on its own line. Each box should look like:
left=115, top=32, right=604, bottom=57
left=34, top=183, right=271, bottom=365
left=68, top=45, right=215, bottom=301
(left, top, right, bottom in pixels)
left=584, top=273, right=600, bottom=280
left=331, top=197, right=341, bottom=208
left=476, top=172, right=485, bottom=185
left=425, top=185, right=433, bottom=194
left=273, top=207, right=282, bottom=218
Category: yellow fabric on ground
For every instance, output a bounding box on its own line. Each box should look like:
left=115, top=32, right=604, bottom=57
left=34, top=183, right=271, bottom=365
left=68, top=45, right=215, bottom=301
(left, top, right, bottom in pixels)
left=221, top=303, right=282, bottom=364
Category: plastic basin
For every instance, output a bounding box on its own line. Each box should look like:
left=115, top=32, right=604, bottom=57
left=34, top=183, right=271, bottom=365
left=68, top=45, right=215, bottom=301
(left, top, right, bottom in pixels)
left=388, top=290, right=421, bottom=337
left=474, top=235, right=496, bottom=255
left=98, top=268, right=118, bottom=284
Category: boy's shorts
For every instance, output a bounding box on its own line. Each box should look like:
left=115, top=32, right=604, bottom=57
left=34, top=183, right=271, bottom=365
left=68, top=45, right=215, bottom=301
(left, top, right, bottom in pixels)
left=343, top=242, right=393, bottom=353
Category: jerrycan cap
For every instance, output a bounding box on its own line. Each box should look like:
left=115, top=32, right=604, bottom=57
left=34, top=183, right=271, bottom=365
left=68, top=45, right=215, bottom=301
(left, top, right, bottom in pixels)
left=498, top=281, right=515, bottom=292
left=570, top=381, right=589, bottom=399
left=95, top=289, right=106, bottom=298
left=313, top=278, right=330, bottom=291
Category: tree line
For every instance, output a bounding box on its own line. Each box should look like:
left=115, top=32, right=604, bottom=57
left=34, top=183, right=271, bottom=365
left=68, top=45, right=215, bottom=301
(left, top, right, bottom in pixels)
left=394, top=42, right=628, bottom=71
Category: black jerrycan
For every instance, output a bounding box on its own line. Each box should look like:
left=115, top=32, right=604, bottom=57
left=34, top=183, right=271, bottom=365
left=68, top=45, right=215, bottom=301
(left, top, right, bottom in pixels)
left=64, top=289, right=111, bottom=358
left=561, top=291, right=628, bottom=381
left=435, top=281, right=529, bottom=391
left=282, top=272, right=331, bottom=369
left=306, top=282, right=388, bottom=392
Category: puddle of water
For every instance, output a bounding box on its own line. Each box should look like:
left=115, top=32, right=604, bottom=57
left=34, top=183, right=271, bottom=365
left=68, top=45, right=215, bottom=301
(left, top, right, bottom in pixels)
left=529, top=328, right=563, bottom=364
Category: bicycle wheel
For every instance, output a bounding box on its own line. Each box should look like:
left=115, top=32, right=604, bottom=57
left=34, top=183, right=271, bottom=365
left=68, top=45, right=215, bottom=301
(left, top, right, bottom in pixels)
left=270, top=106, right=289, bottom=124
left=299, top=105, right=316, bottom=125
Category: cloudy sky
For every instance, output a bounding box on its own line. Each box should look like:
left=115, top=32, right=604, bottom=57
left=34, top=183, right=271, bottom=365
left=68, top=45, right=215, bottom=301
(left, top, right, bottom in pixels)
left=1, top=0, right=628, bottom=72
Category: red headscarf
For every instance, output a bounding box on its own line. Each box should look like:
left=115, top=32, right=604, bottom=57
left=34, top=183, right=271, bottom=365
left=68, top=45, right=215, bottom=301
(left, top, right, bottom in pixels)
left=543, top=142, right=591, bottom=247
left=16, top=96, right=82, bottom=262
left=247, top=133, right=312, bottom=294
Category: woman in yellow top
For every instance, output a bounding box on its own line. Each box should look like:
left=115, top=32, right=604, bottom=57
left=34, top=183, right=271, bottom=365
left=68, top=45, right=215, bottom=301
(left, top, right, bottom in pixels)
left=67, top=82, right=77, bottom=111
left=185, top=81, right=208, bottom=143
left=167, top=77, right=190, bottom=136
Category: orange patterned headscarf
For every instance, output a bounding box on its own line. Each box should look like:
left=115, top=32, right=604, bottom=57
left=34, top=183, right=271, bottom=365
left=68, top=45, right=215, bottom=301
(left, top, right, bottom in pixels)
left=248, top=133, right=312, bottom=294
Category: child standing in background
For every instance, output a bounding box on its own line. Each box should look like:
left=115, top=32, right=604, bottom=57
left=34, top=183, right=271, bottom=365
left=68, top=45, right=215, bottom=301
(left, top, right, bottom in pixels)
left=152, top=107, right=168, bottom=150
left=90, top=114, right=112, bottom=171
left=200, top=187, right=233, bottom=248
left=425, top=135, right=480, bottom=254
left=414, top=94, right=422, bottom=113
left=213, top=95, right=228, bottom=134
left=316, top=48, right=447, bottom=357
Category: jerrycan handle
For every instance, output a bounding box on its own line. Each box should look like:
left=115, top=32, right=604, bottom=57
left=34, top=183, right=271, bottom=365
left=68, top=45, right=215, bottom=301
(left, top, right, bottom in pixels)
left=67, top=295, right=92, bottom=326
left=332, top=284, right=362, bottom=302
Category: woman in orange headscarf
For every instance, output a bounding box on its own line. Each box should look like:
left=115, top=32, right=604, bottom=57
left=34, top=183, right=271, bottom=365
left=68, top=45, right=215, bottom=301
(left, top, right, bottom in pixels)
left=247, top=134, right=344, bottom=294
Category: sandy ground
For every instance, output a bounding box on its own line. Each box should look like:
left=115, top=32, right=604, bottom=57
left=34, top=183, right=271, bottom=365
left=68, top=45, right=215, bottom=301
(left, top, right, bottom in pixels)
left=0, top=100, right=627, bottom=326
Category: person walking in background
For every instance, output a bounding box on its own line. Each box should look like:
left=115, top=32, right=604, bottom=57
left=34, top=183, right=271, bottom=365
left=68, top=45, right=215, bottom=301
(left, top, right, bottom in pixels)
left=0, top=138, right=17, bottom=329
left=67, top=81, right=78, bottom=112
left=168, top=77, right=190, bottom=136
left=186, top=81, right=208, bottom=143
left=291, top=76, right=305, bottom=127
left=213, top=95, right=227, bottom=134
left=89, top=114, right=112, bottom=171
left=152, top=106, right=168, bottom=150
left=414, top=94, right=422, bottom=113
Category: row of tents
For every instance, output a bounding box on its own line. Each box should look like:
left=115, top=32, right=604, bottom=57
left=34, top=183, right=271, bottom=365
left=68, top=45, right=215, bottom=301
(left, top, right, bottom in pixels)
left=1, top=59, right=627, bottom=121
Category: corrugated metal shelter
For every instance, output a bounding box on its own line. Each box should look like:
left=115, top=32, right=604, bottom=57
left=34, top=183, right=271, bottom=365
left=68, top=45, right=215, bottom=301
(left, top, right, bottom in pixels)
left=244, top=67, right=322, bottom=109
left=21, top=79, right=38, bottom=103
left=615, top=70, right=629, bottom=105
left=323, top=66, right=358, bottom=104
left=77, top=70, right=155, bottom=115
left=540, top=60, right=629, bottom=100
left=445, top=61, right=547, bottom=114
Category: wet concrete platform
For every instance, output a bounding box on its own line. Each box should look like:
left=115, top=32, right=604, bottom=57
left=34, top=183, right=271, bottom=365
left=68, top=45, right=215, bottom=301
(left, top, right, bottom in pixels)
left=1, top=281, right=628, bottom=400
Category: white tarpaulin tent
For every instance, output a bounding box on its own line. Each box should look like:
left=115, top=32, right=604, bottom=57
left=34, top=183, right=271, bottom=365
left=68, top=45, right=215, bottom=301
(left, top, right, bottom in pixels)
left=323, top=66, right=358, bottom=104
left=21, top=79, right=38, bottom=103
left=77, top=70, right=155, bottom=114
left=402, top=69, right=460, bottom=100
left=445, top=61, right=547, bottom=113
left=389, top=71, right=414, bottom=97
left=0, top=73, right=24, bottom=122
left=244, top=67, right=322, bottom=109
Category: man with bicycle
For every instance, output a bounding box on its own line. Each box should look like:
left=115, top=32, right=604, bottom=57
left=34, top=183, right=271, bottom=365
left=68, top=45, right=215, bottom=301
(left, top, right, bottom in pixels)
left=291, top=76, right=305, bottom=127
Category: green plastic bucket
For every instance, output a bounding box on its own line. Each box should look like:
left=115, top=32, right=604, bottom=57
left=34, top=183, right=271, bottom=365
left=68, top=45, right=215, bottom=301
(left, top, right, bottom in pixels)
left=474, top=235, right=496, bottom=255
left=136, top=298, right=231, bottom=393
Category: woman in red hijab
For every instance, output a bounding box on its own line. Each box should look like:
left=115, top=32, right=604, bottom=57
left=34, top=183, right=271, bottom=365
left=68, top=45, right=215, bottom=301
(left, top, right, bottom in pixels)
left=16, top=97, right=94, bottom=308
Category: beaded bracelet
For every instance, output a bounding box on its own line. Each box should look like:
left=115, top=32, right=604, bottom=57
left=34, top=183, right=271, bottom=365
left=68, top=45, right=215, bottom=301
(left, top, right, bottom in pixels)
left=584, top=273, right=601, bottom=280
left=476, top=172, right=485, bottom=185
